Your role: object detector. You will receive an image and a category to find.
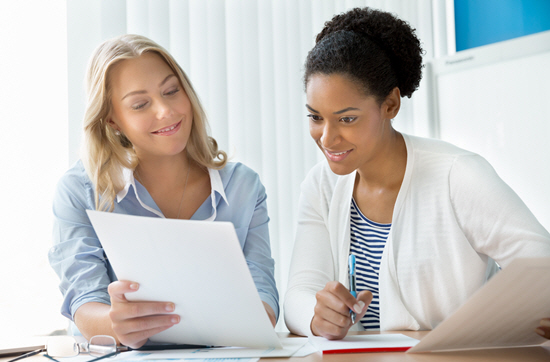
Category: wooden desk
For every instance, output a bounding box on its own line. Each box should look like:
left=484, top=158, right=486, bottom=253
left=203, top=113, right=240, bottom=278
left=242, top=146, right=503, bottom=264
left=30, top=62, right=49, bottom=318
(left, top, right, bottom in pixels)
left=2, top=331, right=549, bottom=362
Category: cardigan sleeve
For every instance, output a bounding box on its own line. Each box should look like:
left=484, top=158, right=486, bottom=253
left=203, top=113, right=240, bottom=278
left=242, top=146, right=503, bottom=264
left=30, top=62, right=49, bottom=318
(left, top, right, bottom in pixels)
left=284, top=165, right=337, bottom=337
left=449, top=154, right=550, bottom=267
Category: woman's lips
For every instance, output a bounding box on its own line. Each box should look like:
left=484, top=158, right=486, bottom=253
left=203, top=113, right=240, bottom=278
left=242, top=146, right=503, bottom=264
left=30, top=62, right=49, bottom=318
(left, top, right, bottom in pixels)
left=152, top=121, right=181, bottom=136
left=324, top=148, right=352, bottom=162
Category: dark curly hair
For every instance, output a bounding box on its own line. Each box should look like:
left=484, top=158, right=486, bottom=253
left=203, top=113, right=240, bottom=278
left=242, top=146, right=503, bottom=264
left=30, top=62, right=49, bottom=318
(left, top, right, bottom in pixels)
left=305, top=7, right=424, bottom=103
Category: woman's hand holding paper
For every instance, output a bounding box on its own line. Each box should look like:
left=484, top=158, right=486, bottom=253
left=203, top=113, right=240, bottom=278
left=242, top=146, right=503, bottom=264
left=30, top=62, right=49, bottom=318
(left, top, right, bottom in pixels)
left=108, top=280, right=180, bottom=348
left=536, top=318, right=550, bottom=339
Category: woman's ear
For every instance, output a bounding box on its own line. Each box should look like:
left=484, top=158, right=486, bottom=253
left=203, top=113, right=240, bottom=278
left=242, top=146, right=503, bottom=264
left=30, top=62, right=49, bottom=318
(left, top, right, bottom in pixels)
left=382, top=87, right=401, bottom=120
left=106, top=115, right=120, bottom=133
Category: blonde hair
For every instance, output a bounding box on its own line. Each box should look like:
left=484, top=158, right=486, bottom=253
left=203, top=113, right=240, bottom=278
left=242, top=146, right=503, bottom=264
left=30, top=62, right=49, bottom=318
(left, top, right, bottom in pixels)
left=82, top=34, right=227, bottom=211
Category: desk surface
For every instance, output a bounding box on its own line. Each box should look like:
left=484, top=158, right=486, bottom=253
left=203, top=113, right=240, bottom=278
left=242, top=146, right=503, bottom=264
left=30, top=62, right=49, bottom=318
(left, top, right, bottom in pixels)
left=271, top=331, right=550, bottom=362
left=2, top=331, right=549, bottom=362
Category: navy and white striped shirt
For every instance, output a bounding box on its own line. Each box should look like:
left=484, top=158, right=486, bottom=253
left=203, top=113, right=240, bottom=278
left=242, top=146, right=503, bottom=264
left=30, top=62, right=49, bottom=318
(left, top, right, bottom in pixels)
left=349, top=198, right=391, bottom=330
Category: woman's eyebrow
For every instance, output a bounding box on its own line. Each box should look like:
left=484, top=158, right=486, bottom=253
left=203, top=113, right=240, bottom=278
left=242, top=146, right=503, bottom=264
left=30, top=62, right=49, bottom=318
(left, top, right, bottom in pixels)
left=121, top=74, right=176, bottom=101
left=306, top=104, right=360, bottom=114
left=333, top=107, right=360, bottom=114
left=158, top=74, right=175, bottom=87
left=121, top=90, right=146, bottom=101
left=306, top=104, right=319, bottom=113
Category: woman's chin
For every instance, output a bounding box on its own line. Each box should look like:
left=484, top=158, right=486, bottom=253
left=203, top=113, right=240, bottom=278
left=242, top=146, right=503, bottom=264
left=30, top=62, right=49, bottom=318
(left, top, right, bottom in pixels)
left=325, top=160, right=356, bottom=176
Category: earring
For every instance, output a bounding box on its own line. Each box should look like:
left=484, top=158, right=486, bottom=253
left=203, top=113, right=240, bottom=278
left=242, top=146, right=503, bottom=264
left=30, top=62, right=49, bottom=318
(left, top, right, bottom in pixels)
left=115, top=130, right=121, bottom=136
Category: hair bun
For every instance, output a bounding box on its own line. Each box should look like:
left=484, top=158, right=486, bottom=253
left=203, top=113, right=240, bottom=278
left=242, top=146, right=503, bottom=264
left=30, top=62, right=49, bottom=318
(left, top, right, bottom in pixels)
left=315, top=7, right=423, bottom=98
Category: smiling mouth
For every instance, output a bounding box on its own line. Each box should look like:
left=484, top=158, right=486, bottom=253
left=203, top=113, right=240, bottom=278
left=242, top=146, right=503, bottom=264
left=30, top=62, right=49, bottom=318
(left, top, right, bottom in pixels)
left=153, top=121, right=181, bottom=134
left=324, top=148, right=352, bottom=161
left=328, top=150, right=349, bottom=155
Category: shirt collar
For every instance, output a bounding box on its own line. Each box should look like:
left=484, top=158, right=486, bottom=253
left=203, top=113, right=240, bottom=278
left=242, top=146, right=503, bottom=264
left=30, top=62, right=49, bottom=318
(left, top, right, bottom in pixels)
left=115, top=166, right=229, bottom=218
left=116, top=167, right=134, bottom=203
left=208, top=167, right=229, bottom=207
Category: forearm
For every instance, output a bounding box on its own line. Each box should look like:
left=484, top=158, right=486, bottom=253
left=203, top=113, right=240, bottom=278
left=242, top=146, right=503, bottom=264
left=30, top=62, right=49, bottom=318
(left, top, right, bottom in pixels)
left=74, top=302, right=119, bottom=344
left=262, top=301, right=277, bottom=327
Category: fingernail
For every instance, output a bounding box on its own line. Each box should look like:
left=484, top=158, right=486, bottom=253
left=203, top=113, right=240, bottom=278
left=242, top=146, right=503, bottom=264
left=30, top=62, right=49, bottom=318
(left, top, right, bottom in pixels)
left=129, top=283, right=139, bottom=290
left=353, top=301, right=364, bottom=314
left=165, top=303, right=175, bottom=312
left=535, top=328, right=545, bottom=336
left=541, top=319, right=550, bottom=327
left=171, top=316, right=180, bottom=324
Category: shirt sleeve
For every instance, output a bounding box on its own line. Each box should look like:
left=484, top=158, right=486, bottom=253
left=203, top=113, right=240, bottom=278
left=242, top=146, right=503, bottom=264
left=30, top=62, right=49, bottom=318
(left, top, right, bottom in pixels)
left=243, top=180, right=280, bottom=321
left=48, top=164, right=112, bottom=321
left=450, top=154, right=550, bottom=267
left=284, top=165, right=336, bottom=337
left=229, top=165, right=280, bottom=322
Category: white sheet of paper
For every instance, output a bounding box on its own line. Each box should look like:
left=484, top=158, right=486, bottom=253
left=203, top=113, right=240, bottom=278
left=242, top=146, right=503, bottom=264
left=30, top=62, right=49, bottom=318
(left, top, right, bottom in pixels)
left=113, top=337, right=308, bottom=359
left=0, top=336, right=46, bottom=356
left=86, top=210, right=282, bottom=349
left=290, top=341, right=319, bottom=357
left=408, top=257, right=550, bottom=353
left=309, top=334, right=419, bottom=352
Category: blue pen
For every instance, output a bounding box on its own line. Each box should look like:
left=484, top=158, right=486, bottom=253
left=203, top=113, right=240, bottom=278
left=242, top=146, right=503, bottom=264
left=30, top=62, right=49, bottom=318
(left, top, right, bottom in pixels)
left=348, top=254, right=357, bottom=324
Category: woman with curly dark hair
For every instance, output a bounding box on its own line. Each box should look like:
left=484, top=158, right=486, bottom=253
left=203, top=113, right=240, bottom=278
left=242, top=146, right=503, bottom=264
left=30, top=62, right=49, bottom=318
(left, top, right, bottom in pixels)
left=284, top=7, right=550, bottom=340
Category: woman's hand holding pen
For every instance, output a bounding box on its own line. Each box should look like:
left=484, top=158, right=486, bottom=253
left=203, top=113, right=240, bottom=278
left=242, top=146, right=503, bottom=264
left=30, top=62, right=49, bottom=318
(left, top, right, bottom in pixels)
left=108, top=280, right=180, bottom=349
left=310, top=281, right=372, bottom=340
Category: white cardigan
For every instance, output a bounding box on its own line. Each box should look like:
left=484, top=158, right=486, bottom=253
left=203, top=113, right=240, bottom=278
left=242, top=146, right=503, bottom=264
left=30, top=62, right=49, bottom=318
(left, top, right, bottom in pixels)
left=284, top=134, right=550, bottom=337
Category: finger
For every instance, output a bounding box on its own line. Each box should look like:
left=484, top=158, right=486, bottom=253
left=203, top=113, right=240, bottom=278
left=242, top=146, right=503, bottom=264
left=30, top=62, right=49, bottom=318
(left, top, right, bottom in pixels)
left=535, top=318, right=550, bottom=339
left=324, top=281, right=363, bottom=313
left=108, top=280, right=140, bottom=303
left=316, top=288, right=351, bottom=318
left=314, top=301, right=351, bottom=329
left=354, top=290, right=373, bottom=321
left=118, top=324, right=178, bottom=349
left=112, top=313, right=180, bottom=335
left=110, top=301, right=176, bottom=321
left=311, top=315, right=348, bottom=340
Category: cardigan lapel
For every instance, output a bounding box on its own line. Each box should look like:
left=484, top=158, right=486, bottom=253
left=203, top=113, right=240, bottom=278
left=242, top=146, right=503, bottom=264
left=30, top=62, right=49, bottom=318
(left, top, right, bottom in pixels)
left=379, top=133, right=421, bottom=331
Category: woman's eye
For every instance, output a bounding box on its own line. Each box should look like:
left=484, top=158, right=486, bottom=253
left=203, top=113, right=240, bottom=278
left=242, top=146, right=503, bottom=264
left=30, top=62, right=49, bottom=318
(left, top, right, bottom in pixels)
left=340, top=116, right=357, bottom=123
left=132, top=102, right=147, bottom=110
left=164, top=87, right=180, bottom=96
left=307, top=114, right=322, bottom=122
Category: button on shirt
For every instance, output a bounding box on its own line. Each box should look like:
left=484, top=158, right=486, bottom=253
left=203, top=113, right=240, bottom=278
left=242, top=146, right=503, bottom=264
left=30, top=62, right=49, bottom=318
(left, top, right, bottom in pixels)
left=49, top=160, right=279, bottom=331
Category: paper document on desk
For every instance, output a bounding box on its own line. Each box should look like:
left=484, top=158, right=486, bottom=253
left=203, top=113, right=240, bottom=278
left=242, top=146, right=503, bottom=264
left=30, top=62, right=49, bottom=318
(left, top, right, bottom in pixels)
left=87, top=210, right=282, bottom=350
left=114, top=337, right=307, bottom=359
left=408, top=257, right=550, bottom=353
left=309, top=334, right=418, bottom=354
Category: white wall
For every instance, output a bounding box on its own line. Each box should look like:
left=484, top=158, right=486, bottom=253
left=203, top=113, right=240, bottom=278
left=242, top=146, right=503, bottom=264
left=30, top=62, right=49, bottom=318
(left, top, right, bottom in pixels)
left=0, top=0, right=69, bottom=340
left=434, top=30, right=550, bottom=231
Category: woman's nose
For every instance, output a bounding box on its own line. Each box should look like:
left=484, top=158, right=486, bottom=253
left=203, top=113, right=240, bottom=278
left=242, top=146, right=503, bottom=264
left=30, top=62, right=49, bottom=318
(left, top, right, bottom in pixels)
left=155, top=99, right=173, bottom=120
left=319, top=122, right=340, bottom=148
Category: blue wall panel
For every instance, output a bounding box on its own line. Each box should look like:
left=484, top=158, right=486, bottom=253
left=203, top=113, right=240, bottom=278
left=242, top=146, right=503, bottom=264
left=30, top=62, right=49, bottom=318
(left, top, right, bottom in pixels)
left=455, top=0, right=550, bottom=51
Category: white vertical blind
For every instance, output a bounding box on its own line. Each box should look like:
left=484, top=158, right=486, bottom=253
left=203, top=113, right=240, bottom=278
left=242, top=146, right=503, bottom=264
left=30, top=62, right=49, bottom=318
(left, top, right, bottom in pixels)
left=61, top=0, right=444, bottom=332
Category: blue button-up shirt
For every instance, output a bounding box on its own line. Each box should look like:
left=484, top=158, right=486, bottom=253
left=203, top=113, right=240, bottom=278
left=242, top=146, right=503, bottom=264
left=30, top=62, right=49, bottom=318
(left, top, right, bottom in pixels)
left=49, top=160, right=279, bottom=332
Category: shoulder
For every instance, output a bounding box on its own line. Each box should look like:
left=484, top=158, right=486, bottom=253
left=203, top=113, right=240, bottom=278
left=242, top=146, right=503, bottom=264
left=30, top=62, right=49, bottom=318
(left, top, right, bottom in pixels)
left=405, top=134, right=474, bottom=159
left=56, top=160, right=93, bottom=194
left=54, top=160, right=95, bottom=209
left=218, top=161, right=262, bottom=187
left=216, top=162, right=266, bottom=201
left=403, top=134, right=498, bottom=185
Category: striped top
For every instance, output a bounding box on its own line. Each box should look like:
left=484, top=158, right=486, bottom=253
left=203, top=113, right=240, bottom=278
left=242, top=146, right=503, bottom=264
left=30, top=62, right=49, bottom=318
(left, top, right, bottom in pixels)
left=349, top=198, right=391, bottom=330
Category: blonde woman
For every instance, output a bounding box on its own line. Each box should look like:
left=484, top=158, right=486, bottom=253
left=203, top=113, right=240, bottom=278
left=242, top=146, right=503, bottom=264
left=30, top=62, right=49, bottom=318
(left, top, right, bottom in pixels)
left=49, top=34, right=278, bottom=348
